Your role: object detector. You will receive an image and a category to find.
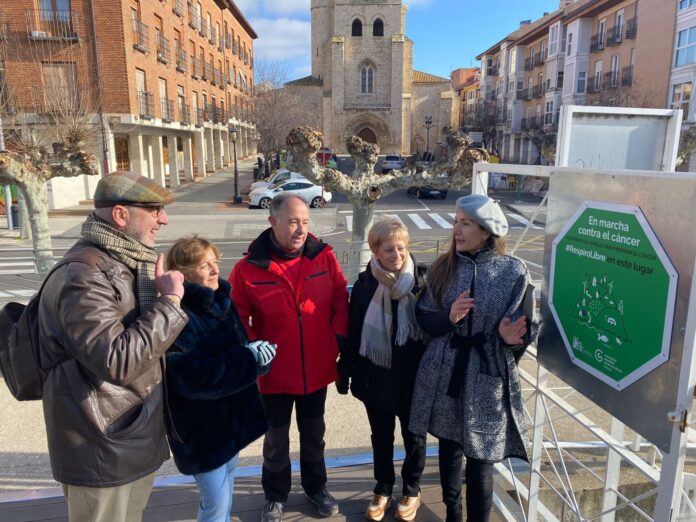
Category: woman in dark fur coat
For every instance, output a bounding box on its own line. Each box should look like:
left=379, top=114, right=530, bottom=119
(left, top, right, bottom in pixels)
left=165, top=235, right=277, bottom=522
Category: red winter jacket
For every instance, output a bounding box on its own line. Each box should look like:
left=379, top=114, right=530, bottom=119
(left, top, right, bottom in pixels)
left=229, top=229, right=349, bottom=395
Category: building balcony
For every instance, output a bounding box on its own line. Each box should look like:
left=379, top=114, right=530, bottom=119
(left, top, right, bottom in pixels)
left=590, top=32, right=605, bottom=53
left=172, top=0, right=184, bottom=17
left=209, top=27, right=217, bottom=45
left=486, top=66, right=499, bottom=76
left=191, top=56, right=202, bottom=79
left=244, top=52, right=249, bottom=65
left=137, top=91, right=154, bottom=119
left=176, top=48, right=188, bottom=72
left=180, top=103, right=190, bottom=125
left=203, top=62, right=212, bottom=81
left=533, top=51, right=546, bottom=67
left=188, top=5, right=200, bottom=31
left=204, top=105, right=214, bottom=122
left=621, top=65, right=633, bottom=86
left=626, top=17, right=637, bottom=39
left=214, top=107, right=225, bottom=123
left=524, top=57, right=533, bottom=71
left=532, top=84, right=544, bottom=99
left=604, top=71, right=620, bottom=89
left=132, top=19, right=149, bottom=53
left=160, top=98, right=174, bottom=122
left=156, top=34, right=171, bottom=64
left=225, top=34, right=231, bottom=49
left=25, top=9, right=80, bottom=41
left=516, top=90, right=528, bottom=101
left=233, top=41, right=238, bottom=55
left=199, top=23, right=208, bottom=39
left=195, top=108, right=204, bottom=126
left=587, top=76, right=602, bottom=93
left=544, top=112, right=559, bottom=126
left=214, top=68, right=222, bottom=87
left=606, top=25, right=623, bottom=46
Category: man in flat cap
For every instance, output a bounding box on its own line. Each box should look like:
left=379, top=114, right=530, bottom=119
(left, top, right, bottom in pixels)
left=38, top=171, right=189, bottom=522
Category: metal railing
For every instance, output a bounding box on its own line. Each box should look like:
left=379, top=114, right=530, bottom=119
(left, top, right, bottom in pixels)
left=621, top=65, right=633, bottom=86
left=487, top=66, right=499, bottom=76
left=156, top=34, right=170, bottom=64
left=180, top=103, right=190, bottom=125
left=516, top=90, right=528, bottom=101
left=188, top=4, right=200, bottom=31
left=533, top=51, right=546, bottom=67
left=203, top=61, right=212, bottom=81
left=604, top=70, right=620, bottom=88
left=524, top=57, right=533, bottom=71
left=590, top=32, right=605, bottom=52
left=606, top=24, right=623, bottom=46
left=191, top=56, right=202, bottom=78
left=532, top=84, right=544, bottom=99
left=626, top=16, right=638, bottom=39
left=176, top=48, right=188, bottom=72
left=199, top=22, right=208, bottom=39
left=214, top=67, right=222, bottom=87
left=160, top=98, right=174, bottom=122
left=137, top=91, right=154, bottom=118
left=587, top=75, right=602, bottom=93
left=132, top=19, right=149, bottom=52
left=225, top=34, right=231, bottom=49
left=209, top=27, right=216, bottom=45
left=172, top=0, right=184, bottom=17
left=25, top=9, right=80, bottom=40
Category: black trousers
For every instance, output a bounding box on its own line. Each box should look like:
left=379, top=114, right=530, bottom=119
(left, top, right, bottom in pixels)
left=261, top=387, right=328, bottom=502
left=438, top=438, right=496, bottom=522
left=364, top=403, right=426, bottom=497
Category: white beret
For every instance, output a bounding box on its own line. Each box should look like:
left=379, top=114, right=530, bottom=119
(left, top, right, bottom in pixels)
left=455, top=194, right=508, bottom=237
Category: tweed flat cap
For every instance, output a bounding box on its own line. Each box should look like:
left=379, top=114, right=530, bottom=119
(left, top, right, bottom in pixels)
left=456, top=194, right=508, bottom=237
left=94, top=171, right=174, bottom=208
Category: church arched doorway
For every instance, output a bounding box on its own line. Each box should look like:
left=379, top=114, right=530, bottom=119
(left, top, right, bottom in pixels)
left=357, top=127, right=377, bottom=144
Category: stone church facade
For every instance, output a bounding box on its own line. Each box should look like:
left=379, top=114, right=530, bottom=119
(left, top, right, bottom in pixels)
left=286, top=0, right=459, bottom=156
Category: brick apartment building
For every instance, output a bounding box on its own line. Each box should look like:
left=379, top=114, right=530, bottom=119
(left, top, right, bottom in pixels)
left=1, top=0, right=256, bottom=209
left=473, top=0, right=676, bottom=165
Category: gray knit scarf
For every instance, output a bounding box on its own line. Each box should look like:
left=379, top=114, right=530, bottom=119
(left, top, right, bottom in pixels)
left=82, top=213, right=158, bottom=312
left=359, top=254, right=420, bottom=368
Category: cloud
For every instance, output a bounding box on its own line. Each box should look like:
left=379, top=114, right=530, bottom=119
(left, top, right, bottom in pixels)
left=251, top=18, right=311, bottom=61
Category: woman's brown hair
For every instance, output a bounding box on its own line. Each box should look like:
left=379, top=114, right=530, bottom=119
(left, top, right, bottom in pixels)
left=165, top=235, right=221, bottom=277
left=427, top=233, right=506, bottom=309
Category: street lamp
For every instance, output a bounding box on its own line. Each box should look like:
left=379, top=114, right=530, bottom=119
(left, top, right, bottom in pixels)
left=230, top=126, right=242, bottom=204
left=423, top=116, right=433, bottom=158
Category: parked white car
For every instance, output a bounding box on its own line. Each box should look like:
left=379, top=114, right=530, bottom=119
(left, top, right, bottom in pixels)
left=380, top=154, right=403, bottom=173
left=248, top=180, right=332, bottom=209
left=249, top=169, right=307, bottom=192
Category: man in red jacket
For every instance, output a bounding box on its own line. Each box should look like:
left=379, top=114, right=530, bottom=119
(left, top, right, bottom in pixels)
left=229, top=192, right=349, bottom=521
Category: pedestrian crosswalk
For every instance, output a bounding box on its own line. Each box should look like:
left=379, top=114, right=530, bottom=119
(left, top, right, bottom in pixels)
left=343, top=210, right=543, bottom=232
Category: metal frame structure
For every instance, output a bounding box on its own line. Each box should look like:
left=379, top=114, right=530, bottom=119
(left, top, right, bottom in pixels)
left=473, top=161, right=696, bottom=521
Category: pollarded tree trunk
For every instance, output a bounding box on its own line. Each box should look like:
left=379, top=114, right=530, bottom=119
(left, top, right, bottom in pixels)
left=0, top=142, right=99, bottom=274
left=286, top=127, right=488, bottom=280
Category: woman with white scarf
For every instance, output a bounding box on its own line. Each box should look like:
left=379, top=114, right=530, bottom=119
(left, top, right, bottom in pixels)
left=337, top=216, right=426, bottom=522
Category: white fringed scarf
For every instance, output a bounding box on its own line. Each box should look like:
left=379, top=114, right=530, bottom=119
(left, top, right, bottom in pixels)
left=359, top=254, right=421, bottom=368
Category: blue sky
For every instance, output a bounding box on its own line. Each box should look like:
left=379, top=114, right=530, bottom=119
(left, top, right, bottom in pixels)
left=235, top=0, right=561, bottom=81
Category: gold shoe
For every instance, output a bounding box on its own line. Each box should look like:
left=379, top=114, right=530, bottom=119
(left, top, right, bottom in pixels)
left=395, top=492, right=421, bottom=521
left=365, top=494, right=391, bottom=521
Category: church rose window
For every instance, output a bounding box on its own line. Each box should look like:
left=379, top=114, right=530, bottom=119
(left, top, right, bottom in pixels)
left=352, top=19, right=362, bottom=36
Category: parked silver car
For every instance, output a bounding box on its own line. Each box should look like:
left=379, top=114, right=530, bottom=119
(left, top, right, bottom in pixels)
left=380, top=155, right=403, bottom=173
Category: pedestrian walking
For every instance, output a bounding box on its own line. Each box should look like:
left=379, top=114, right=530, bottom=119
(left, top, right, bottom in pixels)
left=38, top=171, right=189, bottom=522
left=229, top=192, right=350, bottom=522
left=409, top=194, right=536, bottom=522
left=164, top=235, right=276, bottom=522
left=337, top=216, right=427, bottom=521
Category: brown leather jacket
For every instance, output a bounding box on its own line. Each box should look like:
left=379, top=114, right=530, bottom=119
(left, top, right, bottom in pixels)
left=38, top=240, right=188, bottom=487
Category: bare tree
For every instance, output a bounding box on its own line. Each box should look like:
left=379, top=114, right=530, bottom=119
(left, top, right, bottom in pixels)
left=252, top=60, right=321, bottom=172
left=462, top=99, right=502, bottom=155
left=287, top=126, right=487, bottom=275
left=0, top=10, right=100, bottom=274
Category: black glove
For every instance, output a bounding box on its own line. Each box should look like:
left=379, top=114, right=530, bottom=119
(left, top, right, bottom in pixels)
left=335, top=376, right=349, bottom=395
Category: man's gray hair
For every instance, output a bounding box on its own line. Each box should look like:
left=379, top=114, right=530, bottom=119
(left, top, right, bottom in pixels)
left=270, top=192, right=309, bottom=217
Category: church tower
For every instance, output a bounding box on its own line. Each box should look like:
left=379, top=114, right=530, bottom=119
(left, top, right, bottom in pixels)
left=309, top=0, right=414, bottom=154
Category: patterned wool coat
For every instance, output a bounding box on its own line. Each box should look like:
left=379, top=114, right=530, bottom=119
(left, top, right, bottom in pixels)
left=408, top=248, right=536, bottom=462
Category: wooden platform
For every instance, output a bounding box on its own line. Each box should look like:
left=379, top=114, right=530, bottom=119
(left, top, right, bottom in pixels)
left=0, top=458, right=505, bottom=521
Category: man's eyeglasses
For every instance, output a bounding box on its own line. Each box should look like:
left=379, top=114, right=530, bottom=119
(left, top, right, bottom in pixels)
left=126, top=203, right=165, bottom=217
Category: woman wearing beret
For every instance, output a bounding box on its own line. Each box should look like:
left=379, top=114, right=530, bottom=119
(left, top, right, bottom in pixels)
left=337, top=216, right=427, bottom=521
left=164, top=235, right=277, bottom=522
left=409, top=195, right=536, bottom=522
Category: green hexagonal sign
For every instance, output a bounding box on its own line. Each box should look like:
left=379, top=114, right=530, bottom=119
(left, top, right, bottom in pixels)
left=549, top=201, right=678, bottom=390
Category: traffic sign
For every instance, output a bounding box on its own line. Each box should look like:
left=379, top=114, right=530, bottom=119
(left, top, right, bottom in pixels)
left=549, top=201, right=678, bottom=390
